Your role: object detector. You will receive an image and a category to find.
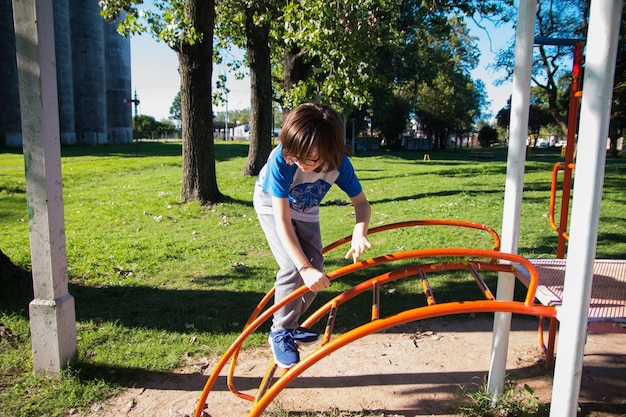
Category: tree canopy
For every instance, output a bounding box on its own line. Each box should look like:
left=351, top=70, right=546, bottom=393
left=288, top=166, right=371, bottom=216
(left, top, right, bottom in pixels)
left=100, top=0, right=514, bottom=199
left=491, top=0, right=589, bottom=136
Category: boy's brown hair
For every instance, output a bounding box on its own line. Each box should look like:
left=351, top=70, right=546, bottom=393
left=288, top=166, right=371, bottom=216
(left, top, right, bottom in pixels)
left=280, top=103, right=346, bottom=172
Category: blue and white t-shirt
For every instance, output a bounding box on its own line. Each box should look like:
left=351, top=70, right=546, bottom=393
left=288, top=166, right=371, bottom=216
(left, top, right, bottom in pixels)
left=254, top=145, right=362, bottom=222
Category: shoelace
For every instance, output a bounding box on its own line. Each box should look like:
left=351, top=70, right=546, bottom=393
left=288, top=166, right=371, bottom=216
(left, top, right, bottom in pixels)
left=274, top=331, right=298, bottom=352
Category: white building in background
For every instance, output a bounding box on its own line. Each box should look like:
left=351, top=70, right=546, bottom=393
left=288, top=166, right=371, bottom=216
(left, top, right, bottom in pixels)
left=232, top=123, right=250, bottom=140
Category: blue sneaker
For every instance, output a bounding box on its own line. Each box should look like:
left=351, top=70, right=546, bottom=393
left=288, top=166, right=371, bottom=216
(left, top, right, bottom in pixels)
left=292, top=327, right=320, bottom=344
left=268, top=330, right=299, bottom=368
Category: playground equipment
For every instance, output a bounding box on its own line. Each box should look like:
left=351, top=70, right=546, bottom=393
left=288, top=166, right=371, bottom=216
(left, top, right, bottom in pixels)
left=492, top=5, right=623, bottom=414
left=193, top=220, right=558, bottom=417
left=546, top=156, right=626, bottom=334
left=530, top=118, right=626, bottom=370
left=533, top=37, right=626, bottom=369
left=550, top=41, right=584, bottom=260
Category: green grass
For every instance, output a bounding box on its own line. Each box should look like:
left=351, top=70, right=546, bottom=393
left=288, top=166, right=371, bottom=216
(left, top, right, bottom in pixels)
left=457, top=376, right=550, bottom=417
left=1, top=142, right=625, bottom=416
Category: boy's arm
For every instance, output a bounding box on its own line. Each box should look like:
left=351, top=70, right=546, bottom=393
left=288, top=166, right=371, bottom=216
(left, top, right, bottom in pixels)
left=346, top=191, right=372, bottom=262
left=271, top=197, right=330, bottom=292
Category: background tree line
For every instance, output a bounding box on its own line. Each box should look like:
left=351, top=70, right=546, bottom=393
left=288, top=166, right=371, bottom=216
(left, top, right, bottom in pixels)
left=134, top=115, right=179, bottom=140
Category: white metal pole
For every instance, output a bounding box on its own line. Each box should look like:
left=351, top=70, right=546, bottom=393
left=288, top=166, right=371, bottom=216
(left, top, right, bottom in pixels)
left=549, top=1, right=623, bottom=415
left=488, top=0, right=536, bottom=397
left=225, top=94, right=229, bottom=141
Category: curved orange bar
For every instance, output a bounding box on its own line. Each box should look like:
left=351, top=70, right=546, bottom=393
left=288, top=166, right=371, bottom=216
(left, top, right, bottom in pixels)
left=194, top=282, right=312, bottom=415
left=223, top=220, right=502, bottom=399
left=548, top=162, right=564, bottom=233
left=249, top=300, right=556, bottom=417
left=548, top=162, right=576, bottom=240
left=301, top=259, right=524, bottom=330
left=322, top=219, right=501, bottom=254
left=193, top=247, right=546, bottom=417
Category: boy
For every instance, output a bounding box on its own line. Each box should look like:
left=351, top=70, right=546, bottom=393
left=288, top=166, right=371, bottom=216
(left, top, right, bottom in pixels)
left=253, top=103, right=372, bottom=368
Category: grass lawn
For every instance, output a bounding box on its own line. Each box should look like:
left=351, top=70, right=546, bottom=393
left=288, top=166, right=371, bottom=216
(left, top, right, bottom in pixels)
left=1, top=141, right=625, bottom=416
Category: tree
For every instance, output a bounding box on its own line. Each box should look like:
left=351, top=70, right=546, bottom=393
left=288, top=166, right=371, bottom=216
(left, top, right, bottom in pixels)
left=134, top=114, right=159, bottom=139
left=275, top=1, right=500, bottom=146
left=371, top=92, right=412, bottom=149
left=100, top=0, right=222, bottom=205
left=0, top=249, right=32, bottom=312
left=169, top=91, right=181, bottom=121
left=496, top=86, right=568, bottom=142
left=214, top=1, right=278, bottom=176
left=491, top=0, right=589, bottom=137
left=215, top=0, right=506, bottom=165
left=477, top=124, right=498, bottom=148
left=241, top=3, right=274, bottom=176
left=608, top=8, right=626, bottom=157
left=415, top=68, right=485, bottom=149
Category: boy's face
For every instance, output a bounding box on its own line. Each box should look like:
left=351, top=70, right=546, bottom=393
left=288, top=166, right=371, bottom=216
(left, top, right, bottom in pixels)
left=286, top=151, right=321, bottom=172
left=294, top=158, right=321, bottom=172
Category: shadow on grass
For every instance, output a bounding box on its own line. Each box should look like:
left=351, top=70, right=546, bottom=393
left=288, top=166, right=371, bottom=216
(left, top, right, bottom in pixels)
left=0, top=252, right=33, bottom=316
left=2, top=260, right=533, bottom=336
left=54, top=141, right=252, bottom=163
left=12, top=261, right=626, bottom=417
left=71, top=284, right=270, bottom=333
left=368, top=188, right=505, bottom=206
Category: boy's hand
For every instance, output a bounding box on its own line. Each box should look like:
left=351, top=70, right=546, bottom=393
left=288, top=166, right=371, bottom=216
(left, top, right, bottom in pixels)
left=345, top=234, right=372, bottom=263
left=300, top=266, right=330, bottom=292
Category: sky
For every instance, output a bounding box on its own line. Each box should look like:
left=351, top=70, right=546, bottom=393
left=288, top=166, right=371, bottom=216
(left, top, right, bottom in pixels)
left=130, top=18, right=514, bottom=123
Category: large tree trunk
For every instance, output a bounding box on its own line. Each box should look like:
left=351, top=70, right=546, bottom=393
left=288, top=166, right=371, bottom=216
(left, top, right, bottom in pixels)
left=178, top=0, right=222, bottom=204
left=242, top=10, right=273, bottom=176
left=537, top=45, right=570, bottom=137
left=281, top=45, right=320, bottom=117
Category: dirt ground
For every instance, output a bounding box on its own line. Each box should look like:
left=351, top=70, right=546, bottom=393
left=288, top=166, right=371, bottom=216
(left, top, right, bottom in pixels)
left=78, top=316, right=626, bottom=417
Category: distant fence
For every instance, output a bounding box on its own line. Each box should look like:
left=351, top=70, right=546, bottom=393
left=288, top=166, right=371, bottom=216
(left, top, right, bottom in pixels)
left=138, top=131, right=181, bottom=141
left=355, top=137, right=380, bottom=151
left=403, top=136, right=432, bottom=151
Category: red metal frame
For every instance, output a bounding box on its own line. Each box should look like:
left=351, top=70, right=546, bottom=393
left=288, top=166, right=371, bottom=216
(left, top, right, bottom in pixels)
left=556, top=42, right=584, bottom=259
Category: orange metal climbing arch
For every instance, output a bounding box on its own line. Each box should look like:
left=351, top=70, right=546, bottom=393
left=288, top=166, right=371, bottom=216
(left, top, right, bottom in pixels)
left=193, top=220, right=557, bottom=417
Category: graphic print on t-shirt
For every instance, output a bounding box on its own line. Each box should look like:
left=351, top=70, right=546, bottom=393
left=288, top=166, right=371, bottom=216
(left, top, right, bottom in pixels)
left=289, top=180, right=331, bottom=214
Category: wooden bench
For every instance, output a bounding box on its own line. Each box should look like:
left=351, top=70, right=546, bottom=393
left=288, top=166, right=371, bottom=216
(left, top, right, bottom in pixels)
left=468, top=149, right=494, bottom=158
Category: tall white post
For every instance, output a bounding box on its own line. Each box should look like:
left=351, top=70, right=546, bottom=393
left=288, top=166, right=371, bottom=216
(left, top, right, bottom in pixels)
left=12, top=0, right=77, bottom=374
left=549, top=1, right=623, bottom=415
left=488, top=0, right=536, bottom=396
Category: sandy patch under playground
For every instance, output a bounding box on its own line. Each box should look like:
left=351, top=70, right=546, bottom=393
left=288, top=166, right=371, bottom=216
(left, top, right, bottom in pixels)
left=78, top=316, right=626, bottom=417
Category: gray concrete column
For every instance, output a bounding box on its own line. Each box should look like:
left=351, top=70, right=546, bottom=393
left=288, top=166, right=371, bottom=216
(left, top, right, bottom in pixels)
left=12, top=0, right=77, bottom=375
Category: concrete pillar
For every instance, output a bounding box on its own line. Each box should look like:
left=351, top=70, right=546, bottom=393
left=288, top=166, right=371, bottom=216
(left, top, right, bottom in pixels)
left=12, top=0, right=77, bottom=375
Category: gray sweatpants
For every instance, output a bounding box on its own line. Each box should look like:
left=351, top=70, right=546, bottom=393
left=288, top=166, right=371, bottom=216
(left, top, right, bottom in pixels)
left=257, top=213, right=324, bottom=332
